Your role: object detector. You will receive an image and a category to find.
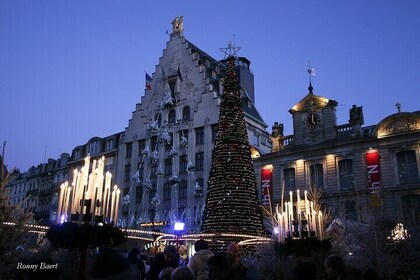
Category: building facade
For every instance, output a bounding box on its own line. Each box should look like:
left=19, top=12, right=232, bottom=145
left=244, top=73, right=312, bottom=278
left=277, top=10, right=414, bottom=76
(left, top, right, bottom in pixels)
left=115, top=18, right=270, bottom=229
left=5, top=153, right=70, bottom=224
left=7, top=18, right=418, bottom=232
left=253, top=84, right=420, bottom=226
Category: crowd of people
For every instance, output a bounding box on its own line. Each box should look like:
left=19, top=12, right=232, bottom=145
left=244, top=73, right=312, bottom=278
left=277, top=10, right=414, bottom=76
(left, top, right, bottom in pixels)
left=88, top=239, right=249, bottom=280
left=88, top=240, right=414, bottom=280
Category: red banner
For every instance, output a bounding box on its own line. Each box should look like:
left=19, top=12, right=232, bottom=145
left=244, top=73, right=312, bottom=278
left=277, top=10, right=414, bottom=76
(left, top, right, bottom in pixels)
left=261, top=167, right=273, bottom=206
left=366, top=151, right=381, bottom=194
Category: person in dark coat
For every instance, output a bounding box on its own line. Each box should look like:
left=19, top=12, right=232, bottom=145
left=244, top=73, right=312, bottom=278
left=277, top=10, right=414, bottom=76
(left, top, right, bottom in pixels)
left=128, top=248, right=146, bottom=280
left=208, top=254, right=229, bottom=280
left=324, top=254, right=356, bottom=280
left=226, top=243, right=247, bottom=280
left=147, top=246, right=179, bottom=280
left=291, top=261, right=317, bottom=280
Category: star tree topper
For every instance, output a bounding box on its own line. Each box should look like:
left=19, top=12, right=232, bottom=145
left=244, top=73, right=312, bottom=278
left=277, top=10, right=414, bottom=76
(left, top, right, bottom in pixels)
left=220, top=41, right=241, bottom=59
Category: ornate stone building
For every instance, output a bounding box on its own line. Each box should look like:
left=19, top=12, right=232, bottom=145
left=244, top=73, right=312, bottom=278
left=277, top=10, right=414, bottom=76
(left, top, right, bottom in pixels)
left=115, top=18, right=270, bottom=228
left=253, top=84, right=420, bottom=226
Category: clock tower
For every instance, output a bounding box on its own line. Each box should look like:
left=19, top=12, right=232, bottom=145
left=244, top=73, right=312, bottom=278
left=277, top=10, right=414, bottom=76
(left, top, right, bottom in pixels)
left=289, top=82, right=338, bottom=145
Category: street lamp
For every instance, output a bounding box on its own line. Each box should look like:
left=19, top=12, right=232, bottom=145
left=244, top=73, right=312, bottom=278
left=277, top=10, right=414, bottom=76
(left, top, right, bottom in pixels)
left=174, top=222, right=185, bottom=250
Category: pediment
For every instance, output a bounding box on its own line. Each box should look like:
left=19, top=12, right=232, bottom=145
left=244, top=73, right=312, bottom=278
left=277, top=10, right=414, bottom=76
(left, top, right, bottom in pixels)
left=374, top=112, right=420, bottom=138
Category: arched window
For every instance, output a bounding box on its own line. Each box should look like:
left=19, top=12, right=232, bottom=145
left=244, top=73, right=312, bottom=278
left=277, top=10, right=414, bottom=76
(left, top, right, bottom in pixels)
left=168, top=109, right=176, bottom=124
left=183, top=106, right=191, bottom=121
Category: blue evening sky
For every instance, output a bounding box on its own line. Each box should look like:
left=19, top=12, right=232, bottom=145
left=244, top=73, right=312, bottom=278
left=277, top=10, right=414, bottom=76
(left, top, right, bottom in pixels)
left=1, top=1, right=419, bottom=171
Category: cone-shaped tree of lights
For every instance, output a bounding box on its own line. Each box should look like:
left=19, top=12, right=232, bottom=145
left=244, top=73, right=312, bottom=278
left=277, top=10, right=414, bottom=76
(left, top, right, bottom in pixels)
left=201, top=56, right=264, bottom=236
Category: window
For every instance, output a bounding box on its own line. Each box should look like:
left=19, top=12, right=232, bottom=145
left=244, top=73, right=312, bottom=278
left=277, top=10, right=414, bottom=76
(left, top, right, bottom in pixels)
left=182, top=106, right=191, bottom=121
left=149, top=188, right=157, bottom=204
left=402, top=195, right=420, bottom=225
left=150, top=165, right=157, bottom=178
left=179, top=155, right=188, bottom=174
left=168, top=109, right=176, bottom=124
left=195, top=152, right=204, bottom=171
left=138, top=140, right=146, bottom=157
left=168, top=79, right=176, bottom=96
left=151, top=136, right=158, bottom=151
left=124, top=164, right=131, bottom=182
left=253, top=133, right=259, bottom=147
left=74, top=148, right=80, bottom=159
left=211, top=125, right=218, bottom=143
left=106, top=139, right=114, bottom=151
left=309, top=163, right=324, bottom=189
left=163, top=183, right=171, bottom=202
left=339, top=159, right=354, bottom=190
left=88, top=140, right=100, bottom=155
left=165, top=133, right=173, bottom=152
left=136, top=166, right=144, bottom=181
left=135, top=186, right=143, bottom=204
left=397, top=150, right=419, bottom=184
left=164, top=158, right=172, bottom=176
left=105, top=157, right=113, bottom=172
left=178, top=207, right=185, bottom=217
left=195, top=127, right=204, bottom=145
left=283, top=168, right=296, bottom=192
left=126, top=143, right=132, bottom=159
left=261, top=138, right=267, bottom=146
left=196, top=178, right=204, bottom=189
left=179, top=180, right=187, bottom=199
left=149, top=209, right=156, bottom=222
left=342, top=200, right=357, bottom=221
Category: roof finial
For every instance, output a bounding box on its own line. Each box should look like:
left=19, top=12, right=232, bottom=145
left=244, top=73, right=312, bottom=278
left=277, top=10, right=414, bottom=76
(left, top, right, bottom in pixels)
left=220, top=37, right=241, bottom=59
left=171, top=16, right=184, bottom=34
left=306, top=61, right=316, bottom=94
left=395, top=102, right=402, bottom=113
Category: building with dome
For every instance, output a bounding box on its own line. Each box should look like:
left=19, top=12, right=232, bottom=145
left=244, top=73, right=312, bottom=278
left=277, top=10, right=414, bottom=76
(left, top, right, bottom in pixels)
left=253, top=83, right=420, bottom=226
left=4, top=17, right=419, bottom=232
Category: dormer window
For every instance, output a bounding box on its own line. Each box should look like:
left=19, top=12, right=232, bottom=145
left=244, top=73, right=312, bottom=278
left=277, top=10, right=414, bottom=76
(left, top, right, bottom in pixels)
left=75, top=149, right=81, bottom=159
left=87, top=140, right=100, bottom=156
left=253, top=132, right=260, bottom=147
left=106, top=139, right=114, bottom=151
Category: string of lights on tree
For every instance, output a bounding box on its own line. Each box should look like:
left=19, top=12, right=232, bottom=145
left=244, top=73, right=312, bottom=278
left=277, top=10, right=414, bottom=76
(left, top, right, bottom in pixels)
left=201, top=56, right=264, bottom=237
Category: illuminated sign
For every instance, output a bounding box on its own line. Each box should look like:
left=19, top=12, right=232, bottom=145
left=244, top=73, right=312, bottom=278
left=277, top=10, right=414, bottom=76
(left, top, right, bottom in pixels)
left=366, top=151, right=381, bottom=194
left=140, top=221, right=168, bottom=227
left=261, top=167, right=273, bottom=206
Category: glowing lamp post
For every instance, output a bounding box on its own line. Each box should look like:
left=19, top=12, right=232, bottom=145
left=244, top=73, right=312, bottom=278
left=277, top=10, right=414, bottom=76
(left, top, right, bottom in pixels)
left=174, top=222, right=185, bottom=250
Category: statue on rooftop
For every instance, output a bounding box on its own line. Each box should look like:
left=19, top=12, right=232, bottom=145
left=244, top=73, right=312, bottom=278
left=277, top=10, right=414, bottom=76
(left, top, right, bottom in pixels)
left=171, top=16, right=183, bottom=33
left=349, top=105, right=364, bottom=126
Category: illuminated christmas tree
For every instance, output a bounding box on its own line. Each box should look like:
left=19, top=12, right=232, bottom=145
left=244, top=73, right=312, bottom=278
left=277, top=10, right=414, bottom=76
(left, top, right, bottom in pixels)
left=201, top=56, right=264, bottom=237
